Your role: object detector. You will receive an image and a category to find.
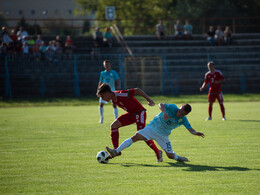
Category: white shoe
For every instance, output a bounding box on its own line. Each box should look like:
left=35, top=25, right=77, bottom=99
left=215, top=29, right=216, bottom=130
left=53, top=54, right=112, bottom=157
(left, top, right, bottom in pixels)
left=205, top=117, right=212, bottom=121
left=222, top=117, right=226, bottom=121
left=177, top=156, right=189, bottom=162
left=99, top=117, right=103, bottom=124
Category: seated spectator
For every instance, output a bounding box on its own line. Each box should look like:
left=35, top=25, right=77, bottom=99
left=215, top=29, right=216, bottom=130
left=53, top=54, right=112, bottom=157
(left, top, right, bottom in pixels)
left=93, top=27, right=103, bottom=47
left=174, top=20, right=184, bottom=39
left=224, top=26, right=233, bottom=45
left=39, top=41, right=47, bottom=60
left=184, top=19, right=193, bottom=40
left=206, top=26, right=216, bottom=46
left=22, top=42, right=30, bottom=58
left=46, top=40, right=57, bottom=63
left=32, top=43, right=41, bottom=60
left=156, top=20, right=166, bottom=40
left=27, top=36, right=35, bottom=53
left=35, top=34, right=43, bottom=46
left=214, top=26, right=224, bottom=45
left=17, top=27, right=28, bottom=42
left=103, top=27, right=113, bottom=47
left=64, top=35, right=73, bottom=59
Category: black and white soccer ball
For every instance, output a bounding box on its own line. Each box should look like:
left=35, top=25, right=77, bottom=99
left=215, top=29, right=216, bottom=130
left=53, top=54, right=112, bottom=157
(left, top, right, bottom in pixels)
left=96, top=151, right=110, bottom=164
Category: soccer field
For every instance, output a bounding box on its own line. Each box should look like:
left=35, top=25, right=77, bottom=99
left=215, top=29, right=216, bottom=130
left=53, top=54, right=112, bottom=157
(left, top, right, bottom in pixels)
left=0, top=101, right=259, bottom=194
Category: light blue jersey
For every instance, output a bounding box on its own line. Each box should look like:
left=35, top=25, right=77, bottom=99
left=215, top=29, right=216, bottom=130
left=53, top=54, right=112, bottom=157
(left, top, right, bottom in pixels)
left=149, top=104, right=192, bottom=136
left=99, top=70, right=120, bottom=91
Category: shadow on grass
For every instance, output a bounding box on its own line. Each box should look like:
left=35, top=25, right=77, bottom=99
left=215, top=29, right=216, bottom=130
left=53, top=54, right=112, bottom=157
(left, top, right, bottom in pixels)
left=114, top=162, right=260, bottom=172
left=227, top=120, right=260, bottom=122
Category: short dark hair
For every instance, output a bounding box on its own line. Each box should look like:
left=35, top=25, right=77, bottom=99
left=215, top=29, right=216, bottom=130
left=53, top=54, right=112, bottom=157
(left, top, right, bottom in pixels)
left=182, top=104, right=192, bottom=114
left=96, top=83, right=112, bottom=97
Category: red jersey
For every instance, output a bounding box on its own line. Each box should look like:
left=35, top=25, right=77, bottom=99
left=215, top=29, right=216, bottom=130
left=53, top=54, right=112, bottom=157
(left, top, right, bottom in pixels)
left=112, top=89, right=145, bottom=114
left=204, top=69, right=224, bottom=93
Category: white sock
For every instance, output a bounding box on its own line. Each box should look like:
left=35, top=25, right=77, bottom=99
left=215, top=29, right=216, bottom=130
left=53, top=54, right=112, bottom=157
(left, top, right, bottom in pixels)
left=99, top=107, right=104, bottom=119
left=114, top=108, right=118, bottom=119
left=116, top=138, right=133, bottom=153
left=174, top=152, right=179, bottom=160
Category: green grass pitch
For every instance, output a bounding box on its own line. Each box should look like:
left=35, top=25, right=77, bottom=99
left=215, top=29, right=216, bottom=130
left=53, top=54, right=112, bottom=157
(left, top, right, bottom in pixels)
left=0, top=99, right=259, bottom=194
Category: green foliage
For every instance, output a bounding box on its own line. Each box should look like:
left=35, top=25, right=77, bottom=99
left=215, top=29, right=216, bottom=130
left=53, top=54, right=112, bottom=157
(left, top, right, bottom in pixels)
left=0, top=102, right=259, bottom=194
left=75, top=0, right=260, bottom=35
left=16, top=17, right=42, bottom=35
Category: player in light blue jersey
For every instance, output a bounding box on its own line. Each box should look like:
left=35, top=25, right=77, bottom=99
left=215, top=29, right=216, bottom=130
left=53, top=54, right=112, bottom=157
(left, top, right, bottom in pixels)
left=97, top=60, right=121, bottom=124
left=106, top=103, right=205, bottom=162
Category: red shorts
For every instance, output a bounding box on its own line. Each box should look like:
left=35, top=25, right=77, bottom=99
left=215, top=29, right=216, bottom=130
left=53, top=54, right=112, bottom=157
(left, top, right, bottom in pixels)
left=208, top=92, right=224, bottom=103
left=117, top=110, right=146, bottom=130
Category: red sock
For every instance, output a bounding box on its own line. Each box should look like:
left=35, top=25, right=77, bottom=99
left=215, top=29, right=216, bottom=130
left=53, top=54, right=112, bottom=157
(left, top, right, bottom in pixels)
left=110, top=128, right=119, bottom=148
left=220, top=104, right=225, bottom=117
left=208, top=104, right=213, bottom=117
left=145, top=140, right=160, bottom=154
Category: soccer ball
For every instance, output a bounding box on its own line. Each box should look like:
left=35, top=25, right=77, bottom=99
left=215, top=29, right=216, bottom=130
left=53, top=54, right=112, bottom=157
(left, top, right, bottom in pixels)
left=96, top=151, right=110, bottom=164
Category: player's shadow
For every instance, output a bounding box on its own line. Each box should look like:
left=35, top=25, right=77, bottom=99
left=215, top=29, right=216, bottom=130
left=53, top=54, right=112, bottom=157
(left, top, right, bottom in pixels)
left=167, top=162, right=259, bottom=172
left=117, top=162, right=259, bottom=172
left=228, top=119, right=260, bottom=122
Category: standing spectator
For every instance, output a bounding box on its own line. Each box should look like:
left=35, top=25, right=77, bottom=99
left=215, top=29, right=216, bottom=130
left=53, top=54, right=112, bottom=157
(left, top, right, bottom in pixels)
left=200, top=61, right=226, bottom=121
left=27, top=36, right=35, bottom=54
left=184, top=19, right=193, bottom=40
left=103, top=27, right=113, bottom=47
left=39, top=41, right=47, bottom=59
left=64, top=35, right=73, bottom=59
left=35, top=34, right=43, bottom=46
left=97, top=60, right=121, bottom=124
left=214, top=26, right=224, bottom=45
left=10, top=29, right=18, bottom=42
left=22, top=42, right=30, bottom=58
left=97, top=83, right=163, bottom=162
left=93, top=27, right=103, bottom=47
left=224, top=26, right=233, bottom=45
left=17, top=27, right=28, bottom=42
left=206, top=26, right=216, bottom=46
left=1, top=27, right=13, bottom=56
left=156, top=20, right=166, bottom=40
left=174, top=20, right=184, bottom=39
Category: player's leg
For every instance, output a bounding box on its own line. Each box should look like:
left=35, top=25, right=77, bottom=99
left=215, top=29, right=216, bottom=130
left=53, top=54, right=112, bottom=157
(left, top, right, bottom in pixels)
left=135, top=111, right=162, bottom=161
left=112, top=101, right=118, bottom=119
left=154, top=135, right=188, bottom=162
left=110, top=113, right=135, bottom=149
left=206, top=93, right=215, bottom=121
left=217, top=92, right=226, bottom=120
left=99, top=97, right=107, bottom=124
left=106, top=131, right=147, bottom=158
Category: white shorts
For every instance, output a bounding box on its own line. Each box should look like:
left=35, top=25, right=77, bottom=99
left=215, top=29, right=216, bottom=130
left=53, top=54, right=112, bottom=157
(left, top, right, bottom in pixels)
left=137, top=124, right=173, bottom=153
left=99, top=97, right=113, bottom=104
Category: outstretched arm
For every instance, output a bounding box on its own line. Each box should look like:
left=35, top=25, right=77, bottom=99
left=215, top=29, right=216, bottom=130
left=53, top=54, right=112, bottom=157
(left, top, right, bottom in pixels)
left=188, top=128, right=205, bottom=138
left=134, top=88, right=155, bottom=106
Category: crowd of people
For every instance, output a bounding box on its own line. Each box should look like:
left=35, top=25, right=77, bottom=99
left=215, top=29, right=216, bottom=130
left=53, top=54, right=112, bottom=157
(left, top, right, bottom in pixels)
left=156, top=20, right=234, bottom=45
left=0, top=26, right=74, bottom=63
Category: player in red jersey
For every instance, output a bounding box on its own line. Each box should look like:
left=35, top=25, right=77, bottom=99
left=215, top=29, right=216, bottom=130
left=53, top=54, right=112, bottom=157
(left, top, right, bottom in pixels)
left=200, top=61, right=226, bottom=121
left=96, top=83, right=163, bottom=162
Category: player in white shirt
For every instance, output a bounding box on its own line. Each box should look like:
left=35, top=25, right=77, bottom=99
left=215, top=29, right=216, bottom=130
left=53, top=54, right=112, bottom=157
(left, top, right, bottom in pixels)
left=106, top=103, right=205, bottom=162
left=97, top=60, right=121, bottom=124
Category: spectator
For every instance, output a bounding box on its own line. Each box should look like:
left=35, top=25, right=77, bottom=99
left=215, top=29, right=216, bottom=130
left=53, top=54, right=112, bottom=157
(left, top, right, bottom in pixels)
left=27, top=36, right=35, bottom=53
left=156, top=20, right=166, bottom=40
left=103, top=27, right=113, bottom=47
left=21, top=35, right=28, bottom=45
left=1, top=26, right=13, bottom=56
left=22, top=42, right=30, bottom=58
left=35, top=34, right=43, bottom=46
left=39, top=41, right=47, bottom=59
left=214, top=26, right=224, bottom=45
left=10, top=29, right=18, bottom=42
left=64, top=35, right=73, bottom=59
left=93, top=27, right=103, bottom=47
left=17, top=27, right=28, bottom=42
left=184, top=19, right=193, bottom=40
left=32, top=43, right=41, bottom=60
left=224, top=26, right=233, bottom=45
left=206, top=26, right=216, bottom=46
left=46, top=40, right=57, bottom=63
left=174, top=20, right=184, bottom=39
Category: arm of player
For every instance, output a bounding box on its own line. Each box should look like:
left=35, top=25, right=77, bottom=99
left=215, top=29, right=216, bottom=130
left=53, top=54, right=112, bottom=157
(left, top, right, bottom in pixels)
left=158, top=103, right=170, bottom=119
left=200, top=82, right=207, bottom=91
left=187, top=128, right=205, bottom=138
left=214, top=78, right=225, bottom=84
left=134, top=88, right=155, bottom=106
left=97, top=81, right=103, bottom=91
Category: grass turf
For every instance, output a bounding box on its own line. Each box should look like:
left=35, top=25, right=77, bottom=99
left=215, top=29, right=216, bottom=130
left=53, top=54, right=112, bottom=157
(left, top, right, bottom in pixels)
left=0, top=100, right=259, bottom=194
